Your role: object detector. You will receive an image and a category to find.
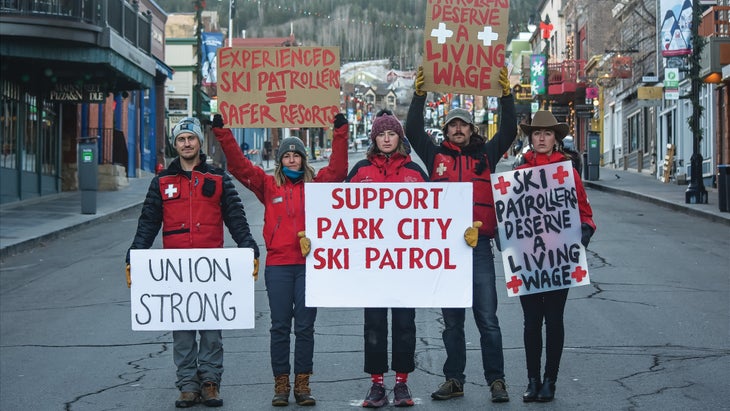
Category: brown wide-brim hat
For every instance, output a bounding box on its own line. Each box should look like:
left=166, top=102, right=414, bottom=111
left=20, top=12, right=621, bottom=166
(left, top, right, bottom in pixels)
left=520, top=110, right=570, bottom=141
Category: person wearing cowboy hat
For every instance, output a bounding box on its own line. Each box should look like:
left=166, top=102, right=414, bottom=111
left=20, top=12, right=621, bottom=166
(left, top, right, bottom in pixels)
left=515, top=110, right=596, bottom=403
left=405, top=66, right=516, bottom=403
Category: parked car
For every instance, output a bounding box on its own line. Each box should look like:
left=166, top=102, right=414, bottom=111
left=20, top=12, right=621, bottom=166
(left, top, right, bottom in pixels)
left=512, top=145, right=531, bottom=169
left=426, top=128, right=444, bottom=144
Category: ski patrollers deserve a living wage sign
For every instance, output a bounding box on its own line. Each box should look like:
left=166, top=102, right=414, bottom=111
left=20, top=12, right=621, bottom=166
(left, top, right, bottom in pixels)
left=305, top=183, right=473, bottom=308
left=491, top=161, right=590, bottom=297
left=129, top=248, right=255, bottom=331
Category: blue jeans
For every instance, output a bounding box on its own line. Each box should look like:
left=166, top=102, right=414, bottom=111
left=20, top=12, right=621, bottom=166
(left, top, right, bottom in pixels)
left=264, top=264, right=317, bottom=376
left=441, top=236, right=505, bottom=384
left=172, top=330, right=223, bottom=392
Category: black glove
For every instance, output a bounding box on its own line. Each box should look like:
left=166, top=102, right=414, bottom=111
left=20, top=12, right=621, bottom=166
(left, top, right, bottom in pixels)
left=375, top=109, right=393, bottom=117
left=581, top=223, right=594, bottom=247
left=334, top=113, right=347, bottom=129
left=212, top=114, right=224, bottom=128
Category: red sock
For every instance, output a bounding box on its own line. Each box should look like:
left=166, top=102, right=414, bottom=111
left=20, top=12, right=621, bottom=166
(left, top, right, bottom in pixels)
left=371, top=374, right=384, bottom=386
left=396, top=372, right=408, bottom=384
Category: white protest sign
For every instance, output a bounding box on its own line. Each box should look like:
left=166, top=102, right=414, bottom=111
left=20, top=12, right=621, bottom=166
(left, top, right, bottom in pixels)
left=491, top=161, right=590, bottom=297
left=304, top=183, right=473, bottom=308
left=129, top=248, right=255, bottom=331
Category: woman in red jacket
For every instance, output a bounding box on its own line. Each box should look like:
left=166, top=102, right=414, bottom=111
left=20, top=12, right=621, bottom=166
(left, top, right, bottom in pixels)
left=516, top=111, right=596, bottom=403
left=346, top=111, right=428, bottom=408
left=212, top=114, right=349, bottom=407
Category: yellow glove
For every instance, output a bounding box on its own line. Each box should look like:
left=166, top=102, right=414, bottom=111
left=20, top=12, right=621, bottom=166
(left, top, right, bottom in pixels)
left=126, top=264, right=131, bottom=288
left=499, top=66, right=510, bottom=97
left=464, top=221, right=483, bottom=248
left=253, top=258, right=259, bottom=281
left=414, top=66, right=426, bottom=96
left=298, top=231, right=311, bottom=257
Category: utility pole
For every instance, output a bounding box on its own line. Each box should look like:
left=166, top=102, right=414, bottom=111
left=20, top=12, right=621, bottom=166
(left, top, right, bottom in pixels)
left=194, top=1, right=204, bottom=124
left=685, top=0, right=707, bottom=204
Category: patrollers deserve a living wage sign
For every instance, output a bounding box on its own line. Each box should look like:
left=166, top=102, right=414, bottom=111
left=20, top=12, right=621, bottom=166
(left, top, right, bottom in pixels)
left=304, top=183, right=473, bottom=308
left=491, top=162, right=590, bottom=297
left=422, top=0, right=510, bottom=96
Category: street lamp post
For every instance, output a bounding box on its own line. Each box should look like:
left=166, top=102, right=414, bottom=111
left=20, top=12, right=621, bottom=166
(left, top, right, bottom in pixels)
left=685, top=0, right=708, bottom=204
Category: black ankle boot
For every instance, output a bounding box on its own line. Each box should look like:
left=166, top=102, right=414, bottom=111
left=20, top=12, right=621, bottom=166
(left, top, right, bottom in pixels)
left=522, top=377, right=541, bottom=402
left=536, top=377, right=555, bottom=402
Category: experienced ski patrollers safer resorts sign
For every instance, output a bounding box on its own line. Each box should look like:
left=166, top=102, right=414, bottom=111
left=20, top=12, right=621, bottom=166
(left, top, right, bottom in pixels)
left=422, top=0, right=509, bottom=96
left=304, top=183, right=473, bottom=308
left=491, top=162, right=590, bottom=297
left=217, top=46, right=340, bottom=128
left=129, top=248, right=256, bottom=331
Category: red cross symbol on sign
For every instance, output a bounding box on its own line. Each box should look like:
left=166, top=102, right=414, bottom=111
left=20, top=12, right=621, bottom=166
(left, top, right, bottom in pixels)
left=571, top=266, right=588, bottom=283
left=494, top=176, right=511, bottom=195
left=552, top=165, right=570, bottom=184
left=506, top=275, right=523, bottom=294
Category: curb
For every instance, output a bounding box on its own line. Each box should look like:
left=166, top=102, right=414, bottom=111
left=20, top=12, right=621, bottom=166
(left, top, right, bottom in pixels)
left=584, top=181, right=730, bottom=226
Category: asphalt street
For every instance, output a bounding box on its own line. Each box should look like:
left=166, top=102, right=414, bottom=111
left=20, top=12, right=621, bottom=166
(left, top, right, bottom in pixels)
left=1, top=151, right=728, bottom=410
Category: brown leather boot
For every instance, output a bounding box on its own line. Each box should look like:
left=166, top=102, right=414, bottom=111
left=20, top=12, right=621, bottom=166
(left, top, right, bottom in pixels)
left=293, top=373, right=316, bottom=406
left=272, top=374, right=290, bottom=406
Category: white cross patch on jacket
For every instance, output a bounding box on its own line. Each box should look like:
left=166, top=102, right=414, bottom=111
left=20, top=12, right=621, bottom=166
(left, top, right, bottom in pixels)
left=164, top=184, right=179, bottom=199
left=436, top=162, right=447, bottom=176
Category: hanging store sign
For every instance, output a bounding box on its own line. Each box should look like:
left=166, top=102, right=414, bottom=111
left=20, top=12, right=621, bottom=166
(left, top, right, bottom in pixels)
left=48, top=83, right=106, bottom=102
left=664, top=68, right=680, bottom=100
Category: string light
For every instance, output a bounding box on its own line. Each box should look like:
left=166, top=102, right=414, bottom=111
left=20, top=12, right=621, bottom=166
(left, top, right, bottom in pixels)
left=234, top=0, right=424, bottom=31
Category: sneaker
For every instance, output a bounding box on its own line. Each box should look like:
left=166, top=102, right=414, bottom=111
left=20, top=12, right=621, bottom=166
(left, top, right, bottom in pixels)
left=362, top=383, right=389, bottom=408
left=392, top=382, right=415, bottom=407
left=431, top=378, right=464, bottom=400
left=490, top=379, right=510, bottom=403
left=201, top=381, right=223, bottom=407
left=175, top=391, right=200, bottom=408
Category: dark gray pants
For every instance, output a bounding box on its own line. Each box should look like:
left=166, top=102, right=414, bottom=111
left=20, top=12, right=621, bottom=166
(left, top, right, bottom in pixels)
left=173, top=329, right=223, bottom=392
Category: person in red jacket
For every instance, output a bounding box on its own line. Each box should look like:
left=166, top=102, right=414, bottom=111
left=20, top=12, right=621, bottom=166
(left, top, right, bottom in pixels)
left=515, top=110, right=596, bottom=403
left=405, top=67, right=516, bottom=403
left=212, top=113, right=349, bottom=407
left=346, top=111, right=428, bottom=408
left=126, top=116, right=260, bottom=408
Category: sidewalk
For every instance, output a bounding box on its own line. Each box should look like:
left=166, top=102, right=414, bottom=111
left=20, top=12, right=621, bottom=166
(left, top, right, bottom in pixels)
left=581, top=167, right=730, bottom=225
left=2, top=161, right=728, bottom=260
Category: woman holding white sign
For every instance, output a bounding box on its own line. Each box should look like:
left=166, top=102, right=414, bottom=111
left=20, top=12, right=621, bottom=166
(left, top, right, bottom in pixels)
left=516, top=111, right=596, bottom=402
left=212, top=113, right=349, bottom=406
left=345, top=111, right=428, bottom=408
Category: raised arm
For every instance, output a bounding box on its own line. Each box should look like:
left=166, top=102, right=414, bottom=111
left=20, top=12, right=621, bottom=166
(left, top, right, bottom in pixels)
left=314, top=113, right=349, bottom=182
left=405, top=66, right=437, bottom=173
left=212, top=117, right=268, bottom=203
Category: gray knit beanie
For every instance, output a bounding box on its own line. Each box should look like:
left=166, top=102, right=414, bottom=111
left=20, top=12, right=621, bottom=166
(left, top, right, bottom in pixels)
left=277, top=137, right=307, bottom=162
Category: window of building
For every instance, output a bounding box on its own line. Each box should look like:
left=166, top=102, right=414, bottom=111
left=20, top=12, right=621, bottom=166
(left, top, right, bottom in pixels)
left=168, top=98, right=188, bottom=112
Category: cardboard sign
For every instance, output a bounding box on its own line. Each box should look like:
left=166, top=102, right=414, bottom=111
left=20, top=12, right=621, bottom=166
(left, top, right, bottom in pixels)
left=217, top=46, right=341, bottom=128
left=129, top=248, right=255, bottom=331
left=422, top=0, right=510, bottom=96
left=491, top=162, right=590, bottom=297
left=304, top=183, right=473, bottom=308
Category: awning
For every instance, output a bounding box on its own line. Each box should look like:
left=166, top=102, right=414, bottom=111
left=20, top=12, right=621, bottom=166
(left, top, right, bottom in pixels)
left=1, top=40, right=155, bottom=91
left=155, top=58, right=174, bottom=80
